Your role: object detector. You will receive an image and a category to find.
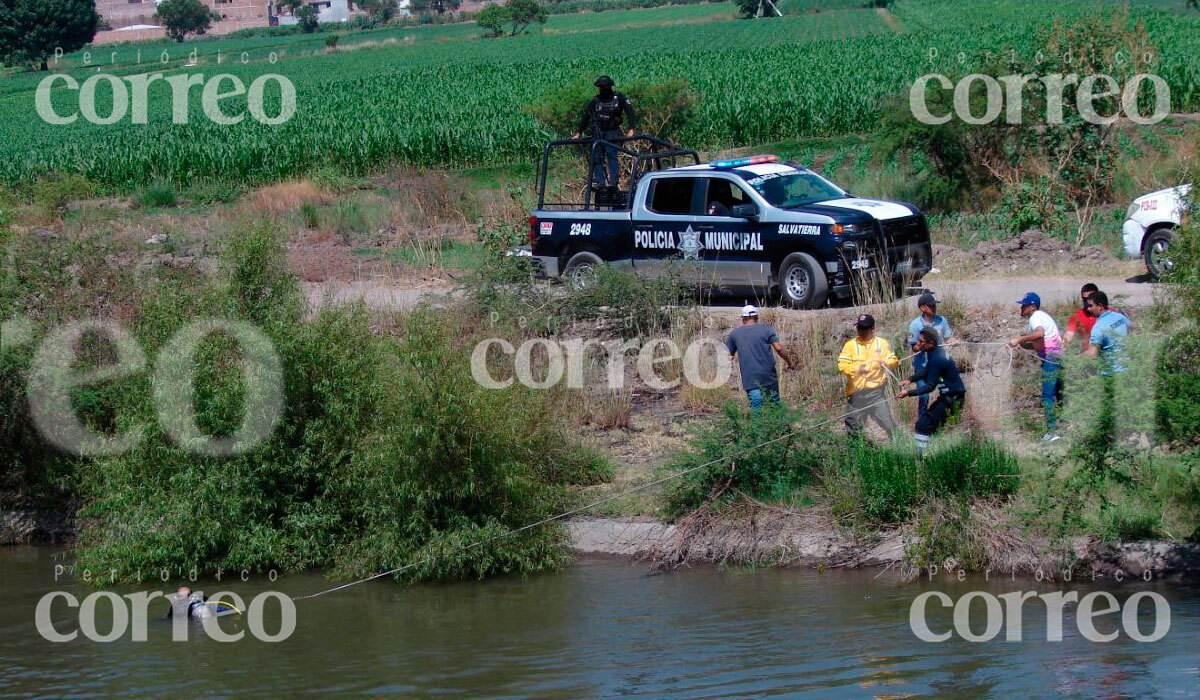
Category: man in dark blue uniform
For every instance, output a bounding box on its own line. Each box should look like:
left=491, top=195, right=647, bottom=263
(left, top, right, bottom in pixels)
left=572, top=75, right=636, bottom=201
left=897, top=328, right=966, bottom=455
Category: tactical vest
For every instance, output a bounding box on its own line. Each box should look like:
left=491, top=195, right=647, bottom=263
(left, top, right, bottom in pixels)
left=589, top=93, right=627, bottom=133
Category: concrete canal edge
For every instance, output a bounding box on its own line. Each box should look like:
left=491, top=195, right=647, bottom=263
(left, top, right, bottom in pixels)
left=6, top=510, right=1200, bottom=581
left=567, top=517, right=1200, bottom=581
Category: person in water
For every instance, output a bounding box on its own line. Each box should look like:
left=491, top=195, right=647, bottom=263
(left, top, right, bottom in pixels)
left=167, top=586, right=213, bottom=619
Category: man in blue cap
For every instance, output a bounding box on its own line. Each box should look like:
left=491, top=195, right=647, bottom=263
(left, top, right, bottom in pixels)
left=1008, top=292, right=1065, bottom=442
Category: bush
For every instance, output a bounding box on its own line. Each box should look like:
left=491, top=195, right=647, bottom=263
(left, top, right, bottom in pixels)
left=1, top=217, right=610, bottom=583
left=998, top=177, right=1070, bottom=236
left=134, top=182, right=178, bottom=209
left=32, top=173, right=95, bottom=218
left=560, top=264, right=689, bottom=337
left=1156, top=329, right=1200, bottom=447
left=666, top=403, right=840, bottom=514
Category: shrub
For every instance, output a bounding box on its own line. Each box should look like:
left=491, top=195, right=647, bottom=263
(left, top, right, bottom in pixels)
left=134, top=182, right=178, bottom=209
left=560, top=264, right=690, bottom=337
left=32, top=173, right=95, bottom=218
left=998, top=177, right=1070, bottom=236
left=666, top=402, right=839, bottom=514
left=66, top=220, right=610, bottom=582
left=1156, top=329, right=1200, bottom=447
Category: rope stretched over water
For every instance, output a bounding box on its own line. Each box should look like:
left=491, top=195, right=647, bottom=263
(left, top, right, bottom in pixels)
left=293, top=396, right=896, bottom=601
left=294, top=341, right=1051, bottom=601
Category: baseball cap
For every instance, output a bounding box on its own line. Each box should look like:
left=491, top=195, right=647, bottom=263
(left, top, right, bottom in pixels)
left=1016, top=292, right=1041, bottom=307
left=740, top=304, right=758, bottom=318
left=917, top=292, right=939, bottom=307
left=855, top=313, right=875, bottom=329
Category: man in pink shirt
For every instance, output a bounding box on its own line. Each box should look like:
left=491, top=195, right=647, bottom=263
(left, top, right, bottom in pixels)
left=1008, top=292, right=1064, bottom=442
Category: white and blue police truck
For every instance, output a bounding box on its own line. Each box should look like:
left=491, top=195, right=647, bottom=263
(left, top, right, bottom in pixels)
left=523, top=145, right=932, bottom=309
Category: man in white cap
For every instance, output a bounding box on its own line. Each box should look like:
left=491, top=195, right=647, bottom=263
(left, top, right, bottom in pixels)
left=726, top=305, right=796, bottom=410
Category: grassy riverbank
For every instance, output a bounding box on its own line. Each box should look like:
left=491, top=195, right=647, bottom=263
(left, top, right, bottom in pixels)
left=3, top=153, right=1199, bottom=581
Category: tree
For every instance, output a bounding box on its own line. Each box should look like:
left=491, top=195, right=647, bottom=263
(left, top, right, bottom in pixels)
left=278, top=0, right=303, bottom=14
left=476, top=3, right=507, bottom=37
left=296, top=4, right=320, bottom=32
left=410, top=0, right=460, bottom=15
left=156, top=0, right=220, bottom=43
left=505, top=0, right=546, bottom=35
left=360, top=0, right=398, bottom=21
left=734, top=0, right=781, bottom=19
left=0, top=0, right=100, bottom=71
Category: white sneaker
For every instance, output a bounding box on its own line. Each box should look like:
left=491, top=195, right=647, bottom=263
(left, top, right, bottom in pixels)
left=1042, top=434, right=1062, bottom=443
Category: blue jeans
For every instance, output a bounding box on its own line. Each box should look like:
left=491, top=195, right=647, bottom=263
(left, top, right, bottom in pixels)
left=589, top=130, right=621, bottom=188
left=1040, top=355, right=1063, bottom=430
left=747, top=386, right=781, bottom=411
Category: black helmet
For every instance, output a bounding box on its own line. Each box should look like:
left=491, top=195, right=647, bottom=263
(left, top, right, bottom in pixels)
left=594, top=75, right=615, bottom=88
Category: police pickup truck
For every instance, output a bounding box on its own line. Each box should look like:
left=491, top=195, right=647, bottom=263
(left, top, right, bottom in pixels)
left=526, top=151, right=932, bottom=309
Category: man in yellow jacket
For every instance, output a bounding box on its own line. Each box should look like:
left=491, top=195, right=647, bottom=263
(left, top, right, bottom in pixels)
left=837, top=314, right=898, bottom=439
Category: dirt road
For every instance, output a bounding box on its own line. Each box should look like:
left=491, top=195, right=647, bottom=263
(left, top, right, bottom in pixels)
left=308, top=275, right=1162, bottom=314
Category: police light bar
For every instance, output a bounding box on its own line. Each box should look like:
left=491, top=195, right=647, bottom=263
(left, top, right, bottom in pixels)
left=711, top=155, right=781, bottom=169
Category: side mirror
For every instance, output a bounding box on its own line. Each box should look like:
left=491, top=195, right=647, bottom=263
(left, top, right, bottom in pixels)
left=730, top=203, right=758, bottom=219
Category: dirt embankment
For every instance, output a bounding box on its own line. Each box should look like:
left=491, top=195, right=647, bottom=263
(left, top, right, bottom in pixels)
left=931, top=229, right=1134, bottom=279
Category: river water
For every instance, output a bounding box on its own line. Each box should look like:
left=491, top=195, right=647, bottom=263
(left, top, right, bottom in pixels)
left=2, top=546, right=1197, bottom=698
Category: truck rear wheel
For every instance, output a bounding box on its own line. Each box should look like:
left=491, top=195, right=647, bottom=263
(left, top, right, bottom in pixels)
left=1143, top=227, right=1175, bottom=279
left=563, top=251, right=605, bottom=289
left=778, top=252, right=828, bottom=309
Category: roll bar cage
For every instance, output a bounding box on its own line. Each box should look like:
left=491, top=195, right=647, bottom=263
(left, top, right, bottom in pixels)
left=535, top=134, right=700, bottom=211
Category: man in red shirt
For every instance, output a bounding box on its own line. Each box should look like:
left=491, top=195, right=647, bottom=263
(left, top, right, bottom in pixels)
left=1065, top=283, right=1100, bottom=352
left=1065, top=283, right=1128, bottom=352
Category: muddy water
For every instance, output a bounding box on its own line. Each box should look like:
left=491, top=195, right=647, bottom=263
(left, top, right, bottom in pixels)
left=2, top=547, right=1197, bottom=698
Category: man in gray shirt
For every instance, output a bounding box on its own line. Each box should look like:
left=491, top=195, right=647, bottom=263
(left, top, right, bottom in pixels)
left=725, top=305, right=797, bottom=409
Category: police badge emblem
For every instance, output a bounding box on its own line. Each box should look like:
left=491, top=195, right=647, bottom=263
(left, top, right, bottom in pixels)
left=677, top=226, right=703, bottom=261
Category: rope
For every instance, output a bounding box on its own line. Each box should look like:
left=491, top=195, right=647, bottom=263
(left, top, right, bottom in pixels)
left=293, top=396, right=896, bottom=601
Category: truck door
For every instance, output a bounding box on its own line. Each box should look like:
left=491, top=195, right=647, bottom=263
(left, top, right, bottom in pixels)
left=693, top=177, right=768, bottom=291
left=632, top=176, right=702, bottom=279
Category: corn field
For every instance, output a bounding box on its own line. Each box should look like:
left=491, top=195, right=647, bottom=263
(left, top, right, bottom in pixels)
left=0, top=0, right=1197, bottom=188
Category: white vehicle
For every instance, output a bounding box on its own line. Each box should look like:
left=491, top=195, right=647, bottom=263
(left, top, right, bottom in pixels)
left=1122, top=183, right=1192, bottom=278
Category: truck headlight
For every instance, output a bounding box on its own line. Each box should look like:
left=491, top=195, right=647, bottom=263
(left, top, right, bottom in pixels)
left=832, top=223, right=862, bottom=235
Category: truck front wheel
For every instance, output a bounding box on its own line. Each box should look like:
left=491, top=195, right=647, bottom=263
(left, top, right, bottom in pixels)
left=778, top=252, right=828, bottom=309
left=563, top=251, right=605, bottom=289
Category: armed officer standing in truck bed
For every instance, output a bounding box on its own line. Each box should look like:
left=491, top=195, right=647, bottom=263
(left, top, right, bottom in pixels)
left=572, top=75, right=636, bottom=201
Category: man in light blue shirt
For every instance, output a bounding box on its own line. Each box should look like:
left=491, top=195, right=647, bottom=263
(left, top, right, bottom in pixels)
left=1084, top=291, right=1131, bottom=374
left=907, top=293, right=955, bottom=414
